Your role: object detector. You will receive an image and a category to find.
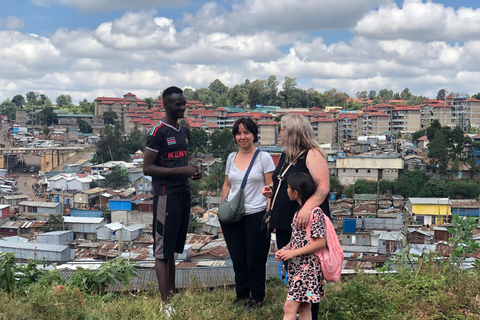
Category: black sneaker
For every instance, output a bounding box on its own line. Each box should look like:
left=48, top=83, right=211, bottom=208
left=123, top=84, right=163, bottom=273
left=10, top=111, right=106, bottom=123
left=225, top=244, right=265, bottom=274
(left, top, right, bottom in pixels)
left=232, top=298, right=247, bottom=306
left=246, top=299, right=263, bottom=312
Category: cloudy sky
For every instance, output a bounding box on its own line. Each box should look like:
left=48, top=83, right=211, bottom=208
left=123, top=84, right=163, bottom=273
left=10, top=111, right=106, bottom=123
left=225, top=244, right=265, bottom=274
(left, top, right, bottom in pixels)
left=1, top=0, right=480, bottom=103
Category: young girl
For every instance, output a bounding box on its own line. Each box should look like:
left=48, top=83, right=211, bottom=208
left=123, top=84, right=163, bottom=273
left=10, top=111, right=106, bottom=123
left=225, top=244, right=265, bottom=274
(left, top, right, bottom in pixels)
left=275, top=172, right=327, bottom=320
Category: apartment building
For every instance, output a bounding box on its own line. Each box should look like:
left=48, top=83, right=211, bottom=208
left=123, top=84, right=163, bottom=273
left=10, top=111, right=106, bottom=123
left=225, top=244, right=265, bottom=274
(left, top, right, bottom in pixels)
left=94, top=93, right=149, bottom=131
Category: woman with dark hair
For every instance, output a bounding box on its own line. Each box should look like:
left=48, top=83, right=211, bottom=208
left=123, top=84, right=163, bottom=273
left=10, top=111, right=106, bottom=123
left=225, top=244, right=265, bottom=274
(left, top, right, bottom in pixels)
left=220, top=117, right=275, bottom=311
left=262, top=113, right=331, bottom=320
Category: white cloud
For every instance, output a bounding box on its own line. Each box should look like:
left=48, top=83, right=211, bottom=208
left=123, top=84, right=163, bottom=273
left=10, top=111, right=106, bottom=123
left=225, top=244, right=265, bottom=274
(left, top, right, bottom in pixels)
left=355, top=0, right=480, bottom=41
left=183, top=0, right=383, bottom=33
left=30, top=0, right=188, bottom=12
left=0, top=16, right=25, bottom=30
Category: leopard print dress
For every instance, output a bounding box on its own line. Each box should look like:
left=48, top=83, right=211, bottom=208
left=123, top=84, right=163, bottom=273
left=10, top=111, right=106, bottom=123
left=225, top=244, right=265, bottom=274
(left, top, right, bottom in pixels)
left=286, top=208, right=326, bottom=303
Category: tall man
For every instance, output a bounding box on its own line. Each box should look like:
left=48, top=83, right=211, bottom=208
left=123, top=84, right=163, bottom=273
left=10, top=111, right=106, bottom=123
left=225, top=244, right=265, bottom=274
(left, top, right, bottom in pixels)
left=143, top=86, right=201, bottom=302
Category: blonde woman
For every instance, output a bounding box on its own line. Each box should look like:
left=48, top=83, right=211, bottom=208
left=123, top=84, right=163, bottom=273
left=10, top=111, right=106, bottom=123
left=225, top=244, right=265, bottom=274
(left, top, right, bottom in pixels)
left=261, top=113, right=331, bottom=320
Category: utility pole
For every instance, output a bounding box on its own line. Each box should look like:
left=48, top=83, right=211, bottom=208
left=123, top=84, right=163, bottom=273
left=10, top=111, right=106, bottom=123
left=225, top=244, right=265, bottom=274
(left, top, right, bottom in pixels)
left=118, top=221, right=123, bottom=258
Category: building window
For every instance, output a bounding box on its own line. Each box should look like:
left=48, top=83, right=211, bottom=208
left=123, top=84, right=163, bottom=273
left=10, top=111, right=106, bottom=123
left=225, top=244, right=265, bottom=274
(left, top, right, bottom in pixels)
left=343, top=169, right=345, bottom=173
left=367, top=170, right=371, bottom=173
left=355, top=169, right=358, bottom=173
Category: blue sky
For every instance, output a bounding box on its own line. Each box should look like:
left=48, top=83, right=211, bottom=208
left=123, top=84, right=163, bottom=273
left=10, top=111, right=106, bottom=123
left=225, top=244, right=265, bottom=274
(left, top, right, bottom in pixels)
left=1, top=0, right=480, bottom=103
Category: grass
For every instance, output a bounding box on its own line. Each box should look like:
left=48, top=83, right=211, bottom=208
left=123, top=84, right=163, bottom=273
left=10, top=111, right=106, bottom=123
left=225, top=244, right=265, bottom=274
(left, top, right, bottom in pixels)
left=2, top=262, right=480, bottom=320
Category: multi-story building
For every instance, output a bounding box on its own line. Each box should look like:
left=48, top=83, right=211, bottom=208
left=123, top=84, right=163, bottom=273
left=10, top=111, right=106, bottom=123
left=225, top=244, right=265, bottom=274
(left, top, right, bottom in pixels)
left=94, top=93, right=149, bottom=131
left=258, top=122, right=278, bottom=146
left=358, top=111, right=390, bottom=136
left=313, top=118, right=338, bottom=144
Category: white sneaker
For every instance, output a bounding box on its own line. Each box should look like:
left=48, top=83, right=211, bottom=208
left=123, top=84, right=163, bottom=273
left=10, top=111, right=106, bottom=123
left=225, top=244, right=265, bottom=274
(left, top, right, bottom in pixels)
left=161, top=303, right=175, bottom=317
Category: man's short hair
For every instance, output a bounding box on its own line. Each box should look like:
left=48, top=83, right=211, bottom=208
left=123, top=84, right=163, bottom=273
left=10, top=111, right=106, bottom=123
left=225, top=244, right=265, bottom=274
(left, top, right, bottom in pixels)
left=162, top=86, right=184, bottom=101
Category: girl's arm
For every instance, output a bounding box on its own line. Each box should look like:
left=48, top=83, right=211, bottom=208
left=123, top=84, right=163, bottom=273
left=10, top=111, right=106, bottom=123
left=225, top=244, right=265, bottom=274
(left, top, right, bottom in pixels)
left=275, top=238, right=326, bottom=261
left=295, top=149, right=330, bottom=229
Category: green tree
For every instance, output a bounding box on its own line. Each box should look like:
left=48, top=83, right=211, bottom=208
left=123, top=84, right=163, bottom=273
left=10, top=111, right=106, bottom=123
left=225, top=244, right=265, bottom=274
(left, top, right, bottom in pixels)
left=26, top=91, right=38, bottom=103
left=356, top=91, right=367, bottom=100
left=425, top=119, right=442, bottom=141
left=79, top=99, right=94, bottom=114
left=121, top=125, right=147, bottom=156
left=196, top=88, right=214, bottom=107
left=92, top=124, right=126, bottom=163
left=12, top=95, right=25, bottom=108
left=368, top=90, right=376, bottom=100
left=436, top=89, right=446, bottom=101
left=209, top=79, right=228, bottom=96
left=421, top=176, right=445, bottom=197
left=42, top=126, right=51, bottom=139
left=428, top=130, right=448, bottom=174
left=411, top=129, right=426, bottom=142
left=42, top=214, right=64, bottom=232
left=400, top=88, right=412, bottom=101
left=56, top=94, right=72, bottom=108
left=0, top=100, right=17, bottom=121
left=143, top=97, right=154, bottom=109
left=248, top=79, right=266, bottom=107
left=209, top=128, right=236, bottom=161
left=329, top=176, right=344, bottom=195
left=78, top=119, right=92, bottom=133
left=39, top=106, right=58, bottom=126
left=472, top=92, right=480, bottom=100
left=444, top=180, right=480, bottom=199
left=265, top=75, right=279, bottom=105
left=104, top=166, right=129, bottom=188
left=229, top=85, right=247, bottom=106
left=394, top=169, right=427, bottom=198
left=278, top=76, right=298, bottom=108
left=103, top=111, right=118, bottom=125
left=189, top=128, right=208, bottom=155
left=183, top=88, right=196, bottom=100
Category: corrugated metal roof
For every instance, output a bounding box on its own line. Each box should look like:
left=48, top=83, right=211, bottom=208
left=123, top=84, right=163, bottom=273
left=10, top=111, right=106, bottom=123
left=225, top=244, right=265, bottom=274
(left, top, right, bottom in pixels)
left=1, top=221, right=46, bottom=229
left=64, top=217, right=104, bottom=224
left=0, top=241, right=68, bottom=252
left=407, top=198, right=451, bottom=205
left=19, top=201, right=61, bottom=208
left=58, top=265, right=280, bottom=292
left=450, top=199, right=479, bottom=208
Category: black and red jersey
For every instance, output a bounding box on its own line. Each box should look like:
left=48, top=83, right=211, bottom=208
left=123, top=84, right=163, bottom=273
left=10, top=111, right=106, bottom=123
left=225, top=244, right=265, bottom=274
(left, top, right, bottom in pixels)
left=146, top=121, right=190, bottom=195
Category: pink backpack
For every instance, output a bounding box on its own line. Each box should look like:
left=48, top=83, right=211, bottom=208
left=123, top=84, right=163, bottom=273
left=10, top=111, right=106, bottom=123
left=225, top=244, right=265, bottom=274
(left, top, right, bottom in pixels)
left=306, top=207, right=344, bottom=282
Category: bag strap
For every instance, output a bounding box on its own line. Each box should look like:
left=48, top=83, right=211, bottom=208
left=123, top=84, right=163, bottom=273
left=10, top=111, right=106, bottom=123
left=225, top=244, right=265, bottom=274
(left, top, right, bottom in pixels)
left=240, top=149, right=260, bottom=190
left=270, top=150, right=307, bottom=210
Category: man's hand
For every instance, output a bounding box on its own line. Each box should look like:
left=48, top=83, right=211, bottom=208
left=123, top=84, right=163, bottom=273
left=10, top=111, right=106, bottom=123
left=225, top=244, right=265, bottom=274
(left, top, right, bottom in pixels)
left=184, top=165, right=202, bottom=180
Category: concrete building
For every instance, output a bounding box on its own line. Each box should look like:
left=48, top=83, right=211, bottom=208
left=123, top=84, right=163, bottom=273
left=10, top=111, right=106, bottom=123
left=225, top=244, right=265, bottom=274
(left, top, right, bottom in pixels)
left=63, top=216, right=106, bottom=240
left=0, top=241, right=75, bottom=262
left=336, top=157, right=404, bottom=185
left=405, top=197, right=452, bottom=226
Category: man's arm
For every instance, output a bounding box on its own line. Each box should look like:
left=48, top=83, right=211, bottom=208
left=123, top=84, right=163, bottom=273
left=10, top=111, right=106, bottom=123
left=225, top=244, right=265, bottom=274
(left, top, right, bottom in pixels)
left=143, top=149, right=198, bottom=178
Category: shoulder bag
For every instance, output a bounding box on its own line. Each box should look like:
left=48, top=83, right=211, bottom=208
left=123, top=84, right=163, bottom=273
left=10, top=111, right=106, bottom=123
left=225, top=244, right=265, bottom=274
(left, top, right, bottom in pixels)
left=217, top=149, right=260, bottom=224
left=260, top=150, right=306, bottom=231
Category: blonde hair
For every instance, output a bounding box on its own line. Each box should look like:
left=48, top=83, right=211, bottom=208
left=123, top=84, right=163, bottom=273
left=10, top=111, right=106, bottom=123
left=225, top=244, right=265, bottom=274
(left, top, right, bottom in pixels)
left=281, top=113, right=327, bottom=163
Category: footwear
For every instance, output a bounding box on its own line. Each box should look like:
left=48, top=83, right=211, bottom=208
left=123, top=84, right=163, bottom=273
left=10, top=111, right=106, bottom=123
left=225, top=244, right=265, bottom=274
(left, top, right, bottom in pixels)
left=160, top=303, right=175, bottom=317
left=246, top=299, right=263, bottom=312
left=232, top=298, right=247, bottom=306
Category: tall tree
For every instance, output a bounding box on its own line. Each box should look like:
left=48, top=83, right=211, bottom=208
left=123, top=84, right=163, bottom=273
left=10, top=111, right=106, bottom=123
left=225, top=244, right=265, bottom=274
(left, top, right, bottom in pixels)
left=189, top=128, right=208, bottom=155
left=39, top=106, right=58, bottom=126
left=368, top=90, right=377, bottom=100
left=56, top=94, right=72, bottom=108
left=265, top=75, right=279, bottom=105
left=356, top=91, right=367, bottom=100
left=209, top=79, right=228, bottom=96
left=229, top=85, right=247, bottom=106
left=183, top=88, right=196, bottom=100
left=248, top=79, right=266, bottom=107
left=428, top=130, right=448, bottom=174
left=26, top=91, right=38, bottom=103
left=78, top=119, right=92, bottom=133
left=143, top=97, right=154, bottom=109
left=12, top=95, right=25, bottom=108
left=278, top=77, right=298, bottom=108
left=400, top=88, right=412, bottom=100
left=104, top=167, right=129, bottom=188
left=92, top=124, right=126, bottom=163
left=103, top=111, right=118, bottom=125
left=209, top=128, right=236, bottom=161
left=436, top=89, right=446, bottom=101
left=0, top=100, right=17, bottom=121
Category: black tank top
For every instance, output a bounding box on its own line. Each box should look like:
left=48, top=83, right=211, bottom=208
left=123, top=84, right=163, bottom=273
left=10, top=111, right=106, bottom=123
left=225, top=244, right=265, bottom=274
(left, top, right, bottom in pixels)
left=269, top=151, right=331, bottom=231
